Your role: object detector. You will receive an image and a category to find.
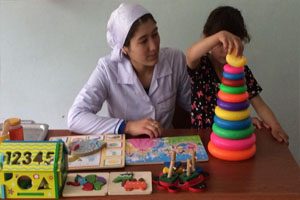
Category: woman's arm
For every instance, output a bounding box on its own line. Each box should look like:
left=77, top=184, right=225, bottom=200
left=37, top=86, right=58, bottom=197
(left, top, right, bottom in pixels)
left=68, top=61, right=162, bottom=138
left=250, top=95, right=289, bottom=144
left=67, top=64, right=123, bottom=135
left=186, top=30, right=243, bottom=69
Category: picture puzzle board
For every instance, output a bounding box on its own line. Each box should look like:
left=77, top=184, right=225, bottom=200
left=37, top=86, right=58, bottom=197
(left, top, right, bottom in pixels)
left=108, top=171, right=152, bottom=195
left=63, top=172, right=109, bottom=197
left=63, top=171, right=152, bottom=197
left=49, top=134, right=125, bottom=170
left=126, top=135, right=208, bottom=165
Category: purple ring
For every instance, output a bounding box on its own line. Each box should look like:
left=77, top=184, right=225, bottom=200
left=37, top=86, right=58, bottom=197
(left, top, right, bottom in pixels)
left=217, top=99, right=250, bottom=111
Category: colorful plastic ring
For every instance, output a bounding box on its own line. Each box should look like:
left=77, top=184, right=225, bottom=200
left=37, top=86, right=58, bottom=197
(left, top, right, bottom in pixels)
left=224, top=64, right=244, bottom=74
left=208, top=141, right=256, bottom=161
left=218, top=90, right=249, bottom=103
left=210, top=132, right=256, bottom=151
left=214, top=115, right=252, bottom=130
left=212, top=123, right=254, bottom=139
left=220, top=84, right=246, bottom=94
left=215, top=106, right=250, bottom=121
left=226, top=54, right=247, bottom=67
left=217, top=99, right=250, bottom=111
left=221, top=77, right=245, bottom=87
left=223, top=72, right=245, bottom=80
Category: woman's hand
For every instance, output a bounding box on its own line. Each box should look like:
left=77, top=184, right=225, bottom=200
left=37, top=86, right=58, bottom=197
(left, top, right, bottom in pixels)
left=252, top=117, right=289, bottom=144
left=124, top=118, right=162, bottom=138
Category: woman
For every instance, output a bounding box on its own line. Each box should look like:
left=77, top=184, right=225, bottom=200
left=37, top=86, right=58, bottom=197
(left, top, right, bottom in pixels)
left=68, top=3, right=191, bottom=138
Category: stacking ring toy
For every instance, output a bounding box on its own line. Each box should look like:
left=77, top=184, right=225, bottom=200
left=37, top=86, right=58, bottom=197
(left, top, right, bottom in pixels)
left=218, top=90, right=249, bottom=103
left=217, top=99, right=250, bottom=111
left=215, top=106, right=250, bottom=121
left=213, top=115, right=252, bottom=130
left=221, top=77, right=245, bottom=87
left=226, top=53, right=247, bottom=67
left=223, top=72, right=244, bottom=80
left=220, top=84, right=246, bottom=94
left=210, top=132, right=256, bottom=151
left=224, top=64, right=244, bottom=74
left=208, top=141, right=256, bottom=161
left=212, top=123, right=254, bottom=139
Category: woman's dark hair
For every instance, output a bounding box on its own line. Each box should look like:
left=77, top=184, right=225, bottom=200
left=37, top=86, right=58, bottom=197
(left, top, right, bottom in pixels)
left=123, top=13, right=156, bottom=47
left=203, top=6, right=250, bottom=43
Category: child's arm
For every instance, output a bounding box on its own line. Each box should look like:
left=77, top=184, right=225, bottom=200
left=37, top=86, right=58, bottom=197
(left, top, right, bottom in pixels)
left=186, top=31, right=243, bottom=69
left=250, top=95, right=289, bottom=144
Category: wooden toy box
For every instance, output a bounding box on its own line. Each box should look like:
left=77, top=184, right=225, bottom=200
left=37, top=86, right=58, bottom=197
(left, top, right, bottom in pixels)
left=0, top=141, right=68, bottom=199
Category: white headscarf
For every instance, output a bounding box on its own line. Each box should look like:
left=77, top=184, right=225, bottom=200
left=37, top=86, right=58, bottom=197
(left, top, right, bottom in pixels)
left=107, top=3, right=150, bottom=61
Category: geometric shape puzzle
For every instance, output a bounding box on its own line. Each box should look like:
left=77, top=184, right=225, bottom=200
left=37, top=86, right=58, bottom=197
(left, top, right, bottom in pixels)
left=63, top=172, right=109, bottom=197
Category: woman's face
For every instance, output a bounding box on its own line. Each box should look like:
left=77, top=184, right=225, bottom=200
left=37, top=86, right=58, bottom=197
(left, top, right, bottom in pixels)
left=123, top=19, right=160, bottom=68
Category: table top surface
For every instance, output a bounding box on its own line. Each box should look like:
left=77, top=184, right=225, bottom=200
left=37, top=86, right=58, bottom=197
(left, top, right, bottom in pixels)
left=47, top=129, right=300, bottom=200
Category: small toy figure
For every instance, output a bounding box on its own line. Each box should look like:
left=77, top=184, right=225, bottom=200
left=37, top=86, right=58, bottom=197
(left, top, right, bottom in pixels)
left=123, top=178, right=147, bottom=191
left=113, top=172, right=134, bottom=183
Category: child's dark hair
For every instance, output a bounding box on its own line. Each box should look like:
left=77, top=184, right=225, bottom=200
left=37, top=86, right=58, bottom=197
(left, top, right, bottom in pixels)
left=203, top=6, right=250, bottom=43
left=124, top=13, right=156, bottom=47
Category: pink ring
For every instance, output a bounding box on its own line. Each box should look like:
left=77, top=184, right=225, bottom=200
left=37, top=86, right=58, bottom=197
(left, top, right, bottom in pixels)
left=224, top=64, right=244, bottom=74
left=208, top=141, right=256, bottom=161
left=210, top=132, right=256, bottom=151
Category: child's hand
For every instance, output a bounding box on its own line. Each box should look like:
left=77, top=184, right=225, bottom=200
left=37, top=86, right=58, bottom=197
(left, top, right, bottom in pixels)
left=252, top=117, right=270, bottom=130
left=125, top=118, right=162, bottom=138
left=270, top=124, right=289, bottom=144
left=252, top=117, right=289, bottom=144
left=217, top=31, right=244, bottom=56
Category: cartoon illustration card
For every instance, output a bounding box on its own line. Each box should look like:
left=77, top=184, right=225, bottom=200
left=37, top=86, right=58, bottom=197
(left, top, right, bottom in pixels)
left=125, top=135, right=208, bottom=165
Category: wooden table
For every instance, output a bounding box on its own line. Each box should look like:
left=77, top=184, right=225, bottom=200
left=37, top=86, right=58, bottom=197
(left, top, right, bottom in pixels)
left=48, top=129, right=300, bottom=200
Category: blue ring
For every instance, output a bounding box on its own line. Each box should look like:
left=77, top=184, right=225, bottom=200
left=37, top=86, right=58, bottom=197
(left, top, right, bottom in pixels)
left=214, top=115, right=252, bottom=130
left=217, top=99, right=250, bottom=111
left=223, top=72, right=245, bottom=80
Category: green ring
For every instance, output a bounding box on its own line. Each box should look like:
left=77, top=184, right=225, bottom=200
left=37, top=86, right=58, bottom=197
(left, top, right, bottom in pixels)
left=212, top=123, right=254, bottom=139
left=220, top=84, right=247, bottom=94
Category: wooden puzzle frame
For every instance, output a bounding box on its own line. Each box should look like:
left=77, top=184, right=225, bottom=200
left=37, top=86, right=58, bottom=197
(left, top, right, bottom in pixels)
left=49, top=134, right=125, bottom=171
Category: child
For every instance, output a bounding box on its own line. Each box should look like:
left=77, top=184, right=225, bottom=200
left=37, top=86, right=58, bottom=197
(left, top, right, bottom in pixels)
left=186, top=6, right=288, bottom=143
left=68, top=3, right=190, bottom=138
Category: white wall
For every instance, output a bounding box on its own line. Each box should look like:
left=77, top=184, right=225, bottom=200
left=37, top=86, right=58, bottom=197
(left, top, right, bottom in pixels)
left=1, top=0, right=299, bottom=165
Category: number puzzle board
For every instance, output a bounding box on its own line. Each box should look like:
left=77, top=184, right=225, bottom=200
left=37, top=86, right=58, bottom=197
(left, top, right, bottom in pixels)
left=126, top=135, right=208, bottom=165
left=63, top=172, right=109, bottom=197
left=49, top=134, right=125, bottom=171
left=108, top=171, right=152, bottom=195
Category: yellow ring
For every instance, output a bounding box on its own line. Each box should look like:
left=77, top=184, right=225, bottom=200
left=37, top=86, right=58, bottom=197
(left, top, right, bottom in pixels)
left=215, top=106, right=250, bottom=121
left=226, top=53, right=247, bottom=67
